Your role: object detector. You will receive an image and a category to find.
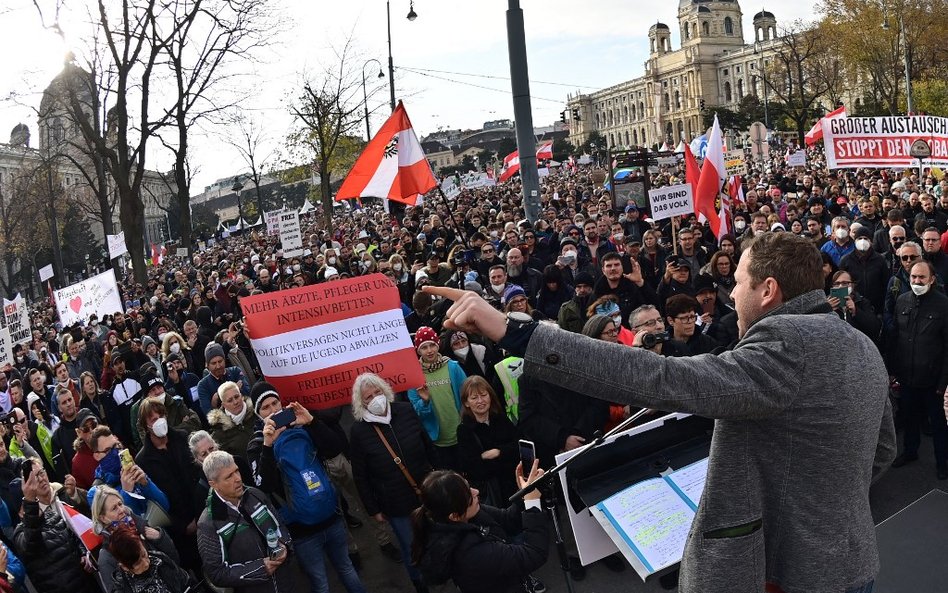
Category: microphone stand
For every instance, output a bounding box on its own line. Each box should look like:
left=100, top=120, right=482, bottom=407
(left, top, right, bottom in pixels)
left=509, top=407, right=656, bottom=593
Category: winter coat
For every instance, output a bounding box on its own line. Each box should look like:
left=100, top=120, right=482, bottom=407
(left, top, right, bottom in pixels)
left=207, top=397, right=257, bottom=457
left=416, top=504, right=549, bottom=593
left=135, top=429, right=204, bottom=533
left=197, top=367, right=249, bottom=416
left=197, top=486, right=300, bottom=593
left=839, top=249, right=890, bottom=315
left=110, top=550, right=190, bottom=593
left=557, top=296, right=593, bottom=334
left=887, top=287, right=948, bottom=390
left=130, top=392, right=202, bottom=450
left=456, top=414, right=519, bottom=503
left=593, top=275, right=658, bottom=326
left=13, top=500, right=99, bottom=593
left=523, top=290, right=896, bottom=593
left=536, top=283, right=574, bottom=320
left=407, top=360, right=467, bottom=442
left=349, top=402, right=433, bottom=518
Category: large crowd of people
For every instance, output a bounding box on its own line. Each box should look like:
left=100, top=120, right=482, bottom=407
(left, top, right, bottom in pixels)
left=0, top=140, right=943, bottom=593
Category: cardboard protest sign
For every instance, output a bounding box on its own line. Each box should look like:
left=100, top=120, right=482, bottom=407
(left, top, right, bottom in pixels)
left=107, top=233, right=128, bottom=260
left=648, top=184, right=694, bottom=222
left=39, top=264, right=54, bottom=282
left=3, top=295, right=31, bottom=345
left=279, top=211, right=302, bottom=251
left=54, top=270, right=124, bottom=327
left=0, top=327, right=11, bottom=368
left=242, top=273, right=424, bottom=409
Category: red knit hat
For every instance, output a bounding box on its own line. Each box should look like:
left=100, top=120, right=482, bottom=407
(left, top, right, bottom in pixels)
left=414, top=326, right=439, bottom=350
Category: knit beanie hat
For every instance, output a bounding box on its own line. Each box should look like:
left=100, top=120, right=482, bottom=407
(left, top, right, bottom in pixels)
left=501, top=284, right=526, bottom=307
left=414, top=326, right=439, bottom=350
left=205, top=342, right=225, bottom=365
left=251, top=381, right=281, bottom=417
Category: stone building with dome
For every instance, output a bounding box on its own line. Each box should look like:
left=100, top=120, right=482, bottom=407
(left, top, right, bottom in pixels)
left=0, top=64, right=172, bottom=255
left=566, top=0, right=781, bottom=149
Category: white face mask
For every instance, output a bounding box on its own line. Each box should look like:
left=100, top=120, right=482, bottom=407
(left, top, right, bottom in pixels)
left=735, top=220, right=746, bottom=231
left=394, top=264, right=403, bottom=272
left=366, top=394, right=388, bottom=416
left=834, top=228, right=849, bottom=240
left=612, top=315, right=623, bottom=328
left=453, top=346, right=470, bottom=358
left=855, top=238, right=871, bottom=252
left=151, top=417, right=169, bottom=438
left=491, top=282, right=506, bottom=292
left=561, top=251, right=577, bottom=264
left=169, top=343, right=181, bottom=354
left=328, top=257, right=337, bottom=265
left=911, top=283, right=930, bottom=296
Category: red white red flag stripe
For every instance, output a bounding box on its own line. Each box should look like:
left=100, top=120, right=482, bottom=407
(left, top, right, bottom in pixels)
left=805, top=104, right=846, bottom=146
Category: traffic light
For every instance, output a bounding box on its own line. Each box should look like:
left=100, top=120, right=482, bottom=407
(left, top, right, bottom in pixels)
left=572, top=108, right=581, bottom=121
left=560, top=110, right=568, bottom=124
left=699, top=99, right=706, bottom=110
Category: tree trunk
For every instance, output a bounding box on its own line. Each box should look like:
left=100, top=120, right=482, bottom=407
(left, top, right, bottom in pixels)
left=320, top=165, right=333, bottom=225
left=119, top=186, right=148, bottom=284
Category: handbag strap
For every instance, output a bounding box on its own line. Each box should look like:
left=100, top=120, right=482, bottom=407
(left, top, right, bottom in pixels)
left=373, top=425, right=421, bottom=495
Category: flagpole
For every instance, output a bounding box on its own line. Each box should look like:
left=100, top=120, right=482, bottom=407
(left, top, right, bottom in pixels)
left=672, top=217, right=679, bottom=256
left=436, top=187, right=470, bottom=250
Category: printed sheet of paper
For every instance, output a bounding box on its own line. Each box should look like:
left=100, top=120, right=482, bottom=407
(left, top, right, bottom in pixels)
left=595, top=478, right=694, bottom=573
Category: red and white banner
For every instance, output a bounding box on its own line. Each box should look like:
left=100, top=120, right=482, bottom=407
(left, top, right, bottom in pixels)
left=241, top=274, right=424, bottom=409
left=61, top=502, right=102, bottom=551
left=805, top=104, right=846, bottom=146
left=822, top=116, right=948, bottom=169
left=500, top=151, right=520, bottom=182
left=536, top=140, right=553, bottom=160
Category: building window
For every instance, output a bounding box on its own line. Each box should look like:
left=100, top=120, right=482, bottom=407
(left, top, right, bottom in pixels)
left=702, top=21, right=709, bottom=36
left=625, top=131, right=630, bottom=146
left=736, top=66, right=741, bottom=73
left=692, top=23, right=698, bottom=38
left=674, top=91, right=681, bottom=110
left=633, top=130, right=638, bottom=145
left=723, top=68, right=729, bottom=76
left=684, top=25, right=690, bottom=40
left=724, top=81, right=732, bottom=102
left=737, top=79, right=744, bottom=98
left=724, top=17, right=734, bottom=36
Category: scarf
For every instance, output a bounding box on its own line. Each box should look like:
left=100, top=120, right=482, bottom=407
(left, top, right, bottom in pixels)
left=225, top=400, right=248, bottom=425
left=362, top=406, right=392, bottom=425
left=420, top=355, right=451, bottom=373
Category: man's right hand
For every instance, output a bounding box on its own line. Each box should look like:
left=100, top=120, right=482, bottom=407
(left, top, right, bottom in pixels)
left=422, top=286, right=507, bottom=342
left=262, top=418, right=286, bottom=447
left=263, top=553, right=285, bottom=575
left=21, top=468, right=39, bottom=502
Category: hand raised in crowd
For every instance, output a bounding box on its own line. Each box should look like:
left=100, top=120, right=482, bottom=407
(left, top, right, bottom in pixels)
left=12, top=422, right=27, bottom=446
left=62, top=474, right=77, bottom=498
left=21, top=467, right=40, bottom=502
left=624, top=259, right=644, bottom=287
left=288, top=401, right=313, bottom=426
left=845, top=295, right=856, bottom=315
left=166, top=364, right=179, bottom=382
left=120, top=463, right=147, bottom=492
left=515, top=459, right=544, bottom=501
left=416, top=385, right=430, bottom=402
left=423, top=286, right=508, bottom=342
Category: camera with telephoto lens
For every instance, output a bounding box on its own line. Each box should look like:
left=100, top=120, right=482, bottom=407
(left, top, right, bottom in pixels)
left=641, top=331, right=670, bottom=349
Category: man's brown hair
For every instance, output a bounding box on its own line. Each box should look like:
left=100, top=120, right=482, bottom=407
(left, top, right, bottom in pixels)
left=743, top=232, right=823, bottom=301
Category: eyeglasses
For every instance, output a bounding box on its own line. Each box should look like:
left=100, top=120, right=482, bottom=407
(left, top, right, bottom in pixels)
left=891, top=238, right=906, bottom=243
left=633, top=318, right=663, bottom=329
left=601, top=328, right=619, bottom=337
left=481, top=248, right=494, bottom=254
left=900, top=255, right=919, bottom=261
left=832, top=280, right=853, bottom=287
left=674, top=314, right=698, bottom=323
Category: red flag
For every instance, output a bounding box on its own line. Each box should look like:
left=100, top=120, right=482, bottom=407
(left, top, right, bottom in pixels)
left=695, top=115, right=724, bottom=232
left=805, top=104, right=846, bottom=146
left=684, top=143, right=701, bottom=218
left=150, top=244, right=163, bottom=266
left=336, top=101, right=437, bottom=206
left=500, top=150, right=520, bottom=182
left=61, top=502, right=102, bottom=551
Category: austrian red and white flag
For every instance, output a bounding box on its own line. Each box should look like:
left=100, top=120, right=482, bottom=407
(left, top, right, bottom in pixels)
left=536, top=140, right=553, bottom=161
left=241, top=274, right=424, bottom=410
left=805, top=104, right=846, bottom=146
left=500, top=150, right=520, bottom=182
left=61, top=502, right=102, bottom=551
left=695, top=115, right=724, bottom=232
left=336, top=101, right=437, bottom=206
left=150, top=244, right=165, bottom=266
left=728, top=175, right=745, bottom=204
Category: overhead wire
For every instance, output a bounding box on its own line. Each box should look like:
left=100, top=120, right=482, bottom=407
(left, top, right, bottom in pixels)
left=398, top=66, right=566, bottom=105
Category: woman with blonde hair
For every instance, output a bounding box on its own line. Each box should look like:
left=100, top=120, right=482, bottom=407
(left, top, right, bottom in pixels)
left=160, top=331, right=193, bottom=371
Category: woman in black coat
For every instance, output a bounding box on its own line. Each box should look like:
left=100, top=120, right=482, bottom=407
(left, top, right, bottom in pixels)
left=456, top=377, right=519, bottom=506
left=349, top=373, right=434, bottom=593
left=828, top=270, right=881, bottom=343
left=413, top=465, right=549, bottom=593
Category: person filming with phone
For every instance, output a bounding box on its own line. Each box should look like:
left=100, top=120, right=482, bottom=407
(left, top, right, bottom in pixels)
left=412, top=459, right=549, bottom=593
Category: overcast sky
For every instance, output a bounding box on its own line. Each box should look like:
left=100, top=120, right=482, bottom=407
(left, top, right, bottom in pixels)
left=0, top=0, right=820, bottom=191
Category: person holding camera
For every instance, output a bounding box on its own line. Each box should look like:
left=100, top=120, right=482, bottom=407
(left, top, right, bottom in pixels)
left=197, top=450, right=302, bottom=593
left=412, top=461, right=549, bottom=593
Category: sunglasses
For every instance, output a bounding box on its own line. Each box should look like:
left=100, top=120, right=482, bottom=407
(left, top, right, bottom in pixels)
left=900, top=255, right=918, bottom=261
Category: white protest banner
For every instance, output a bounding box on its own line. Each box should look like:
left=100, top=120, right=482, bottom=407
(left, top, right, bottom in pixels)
left=54, top=269, right=124, bottom=327
left=787, top=150, right=807, bottom=167
left=107, top=232, right=128, bottom=260
left=648, top=184, right=694, bottom=222
left=176, top=248, right=188, bottom=257
left=0, top=326, right=11, bottom=368
left=39, top=264, right=54, bottom=282
left=3, top=295, right=31, bottom=345
left=242, top=273, right=424, bottom=409
left=823, top=115, right=948, bottom=169
left=265, top=209, right=284, bottom=237
left=279, top=211, right=302, bottom=251
left=440, top=177, right=460, bottom=199
left=458, top=172, right=496, bottom=189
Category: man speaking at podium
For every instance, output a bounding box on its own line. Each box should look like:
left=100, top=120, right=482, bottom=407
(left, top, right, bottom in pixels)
left=426, top=232, right=895, bottom=593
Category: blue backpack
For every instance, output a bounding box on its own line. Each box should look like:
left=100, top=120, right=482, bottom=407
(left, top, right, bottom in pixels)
left=273, top=427, right=338, bottom=526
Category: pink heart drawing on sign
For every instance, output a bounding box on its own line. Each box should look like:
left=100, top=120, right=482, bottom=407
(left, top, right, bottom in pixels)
left=69, top=296, right=83, bottom=313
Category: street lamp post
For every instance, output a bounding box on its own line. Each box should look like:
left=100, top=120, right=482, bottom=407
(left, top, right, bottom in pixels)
left=232, top=177, right=244, bottom=231
left=362, top=59, right=384, bottom=140
left=754, top=40, right=770, bottom=129
left=385, top=1, right=417, bottom=112
left=883, top=13, right=913, bottom=114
